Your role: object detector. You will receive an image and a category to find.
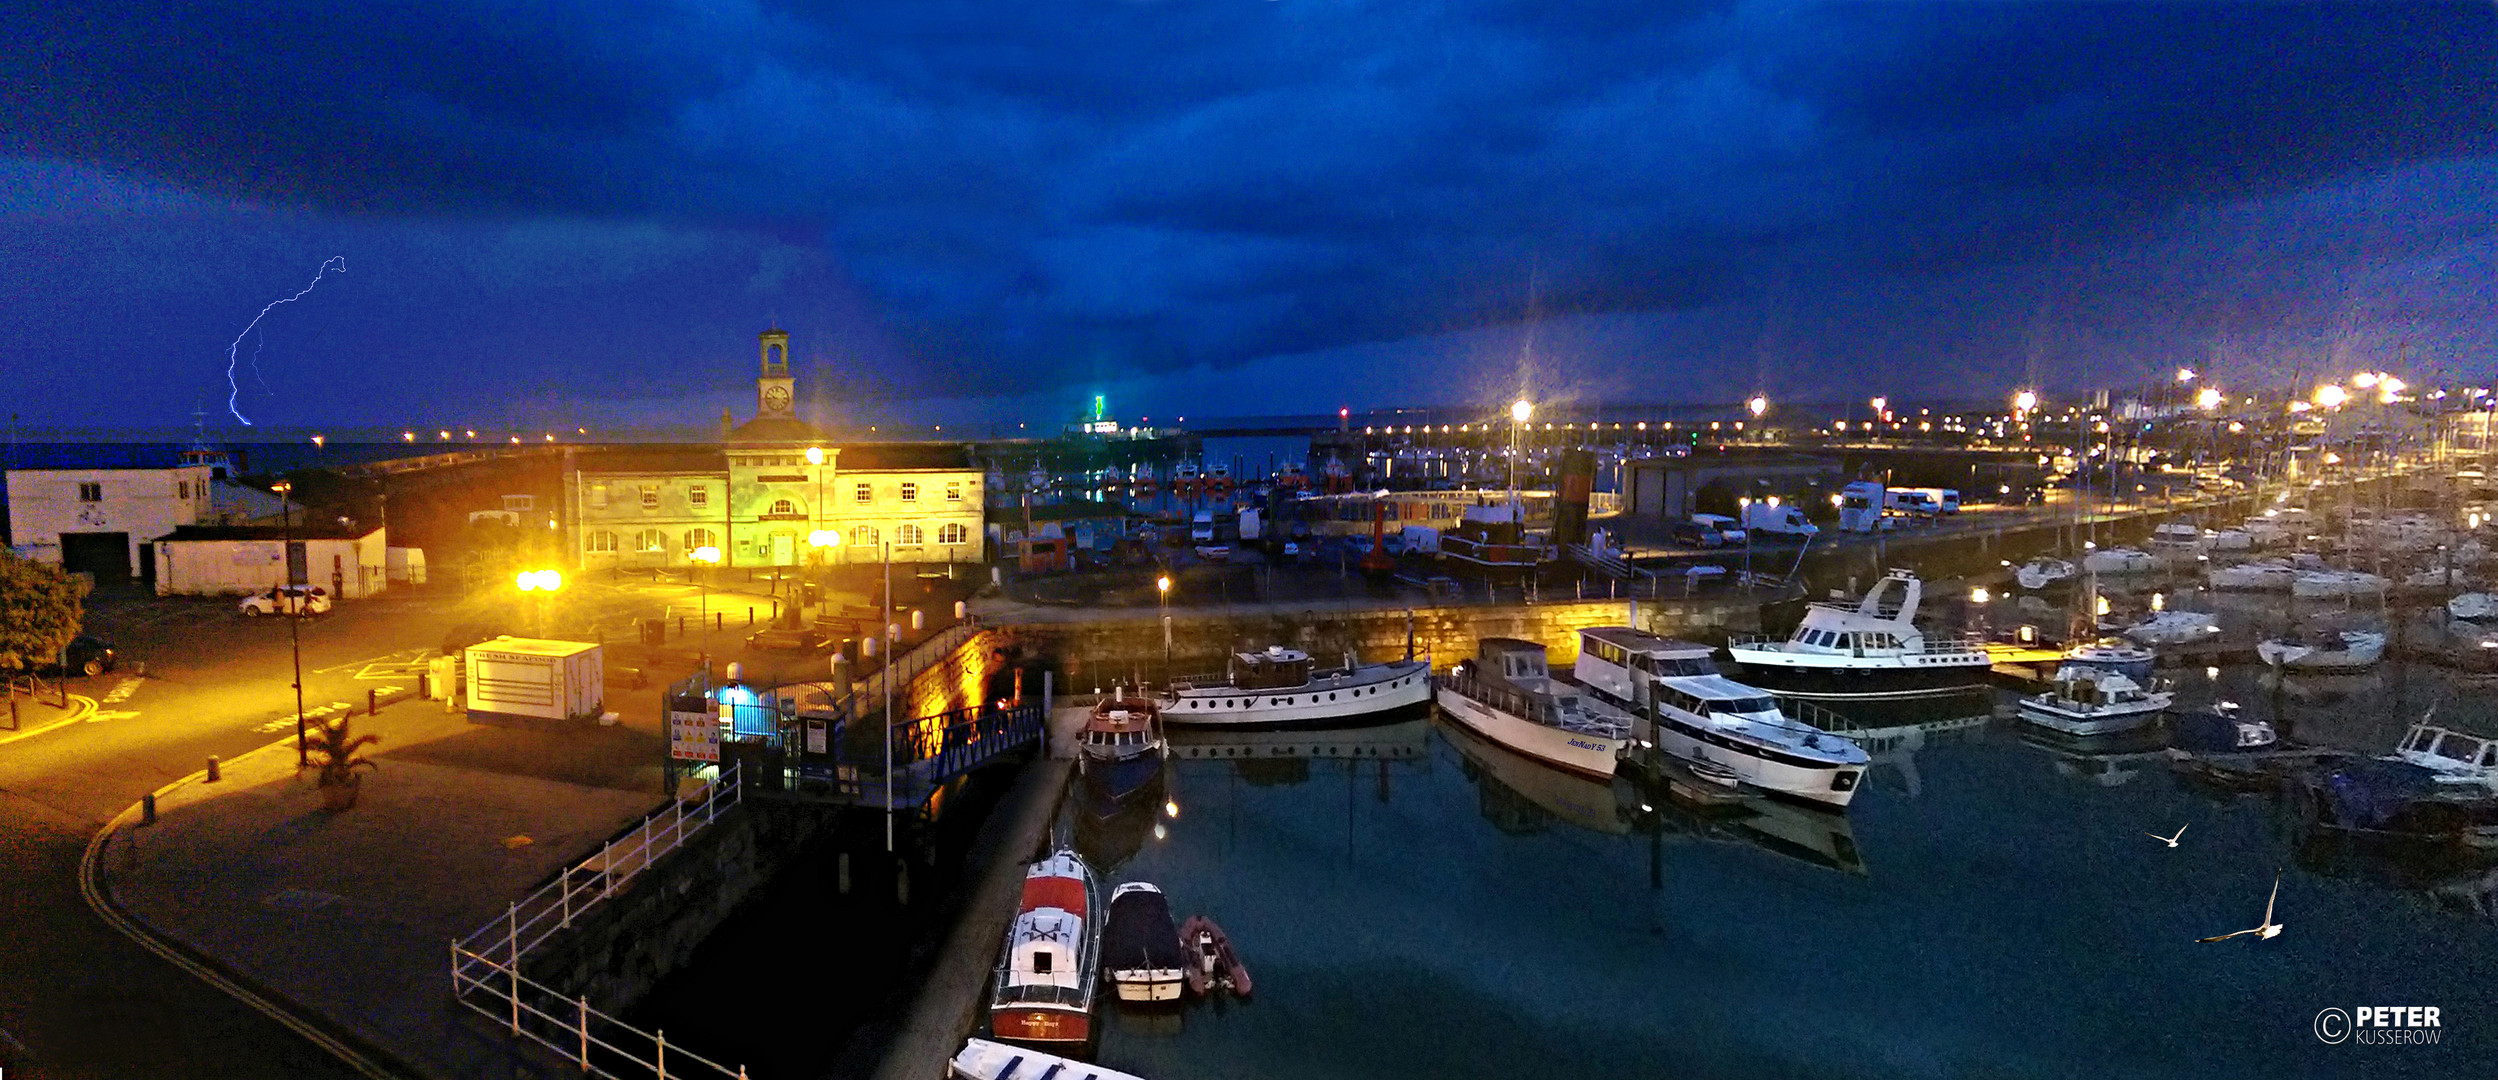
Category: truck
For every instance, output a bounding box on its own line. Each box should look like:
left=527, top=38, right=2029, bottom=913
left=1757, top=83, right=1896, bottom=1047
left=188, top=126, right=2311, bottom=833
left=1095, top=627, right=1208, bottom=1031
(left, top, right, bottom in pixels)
left=465, top=637, right=604, bottom=724
left=1837, top=482, right=1887, bottom=533
left=1740, top=501, right=1820, bottom=538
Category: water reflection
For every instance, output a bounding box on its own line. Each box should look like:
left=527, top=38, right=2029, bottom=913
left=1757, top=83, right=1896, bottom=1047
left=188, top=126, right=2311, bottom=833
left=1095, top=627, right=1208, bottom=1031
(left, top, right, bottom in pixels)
left=1439, top=717, right=1636, bottom=835
left=2015, top=726, right=2173, bottom=787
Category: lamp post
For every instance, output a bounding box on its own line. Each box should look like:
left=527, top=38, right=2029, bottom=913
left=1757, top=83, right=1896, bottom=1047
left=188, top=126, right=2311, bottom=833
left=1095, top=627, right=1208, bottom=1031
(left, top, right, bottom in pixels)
left=515, top=569, right=564, bottom=636
left=806, top=446, right=827, bottom=588
left=690, top=545, right=721, bottom=633
left=807, top=529, right=840, bottom=604
left=1509, top=399, right=1532, bottom=506
left=1156, top=573, right=1172, bottom=684
left=275, top=480, right=306, bottom=767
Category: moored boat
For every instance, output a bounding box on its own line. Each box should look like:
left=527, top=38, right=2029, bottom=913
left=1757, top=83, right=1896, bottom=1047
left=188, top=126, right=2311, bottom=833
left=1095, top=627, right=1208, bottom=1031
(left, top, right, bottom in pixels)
left=949, top=1038, right=1149, bottom=1080
left=2082, top=547, right=2158, bottom=575
left=2450, top=592, right=2498, bottom=621
left=1574, top=627, right=1868, bottom=808
left=2014, top=557, right=2077, bottom=592
left=1102, top=883, right=1187, bottom=1003
left=2256, top=627, right=2386, bottom=672
left=2016, top=665, right=2170, bottom=737
left=1435, top=638, right=1630, bottom=780
left=1723, top=569, right=1991, bottom=698
left=1178, top=915, right=1252, bottom=998
left=2122, top=610, right=2221, bottom=646
left=990, top=851, right=1103, bottom=1046
left=2168, top=703, right=2278, bottom=754
left=2059, top=638, right=2156, bottom=681
left=2207, top=560, right=2298, bottom=591
left=2291, top=569, right=2387, bottom=600
left=1079, top=694, right=1168, bottom=814
left=1161, top=645, right=1431, bottom=728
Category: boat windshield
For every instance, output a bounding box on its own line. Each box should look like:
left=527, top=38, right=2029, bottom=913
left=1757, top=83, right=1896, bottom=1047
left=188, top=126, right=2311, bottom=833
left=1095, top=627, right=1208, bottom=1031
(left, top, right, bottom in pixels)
left=1705, top=696, right=1780, bottom=716
left=1633, top=654, right=1718, bottom=676
left=2431, top=736, right=2486, bottom=764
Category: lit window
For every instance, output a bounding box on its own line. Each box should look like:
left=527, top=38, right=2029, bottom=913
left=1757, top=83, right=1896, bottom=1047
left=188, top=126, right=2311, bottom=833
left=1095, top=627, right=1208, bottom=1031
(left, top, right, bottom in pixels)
left=852, top=525, right=879, bottom=547
left=77, top=482, right=102, bottom=502
left=689, top=486, right=708, bottom=508
left=590, top=484, right=609, bottom=509
left=938, top=523, right=969, bottom=545
left=770, top=499, right=797, bottom=516
left=587, top=531, right=617, bottom=553
left=855, top=482, right=873, bottom=504
left=686, top=528, right=716, bottom=551
left=896, top=524, right=925, bottom=546
left=637, top=529, right=666, bottom=552
left=640, top=485, right=659, bottom=510
left=945, top=482, right=963, bottom=502
left=900, top=482, right=919, bottom=502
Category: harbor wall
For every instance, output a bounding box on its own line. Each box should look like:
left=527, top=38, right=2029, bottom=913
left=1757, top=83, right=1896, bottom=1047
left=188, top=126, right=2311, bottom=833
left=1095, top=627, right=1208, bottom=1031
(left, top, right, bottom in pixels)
left=523, top=800, right=836, bottom=1009
left=1021, top=596, right=1762, bottom=687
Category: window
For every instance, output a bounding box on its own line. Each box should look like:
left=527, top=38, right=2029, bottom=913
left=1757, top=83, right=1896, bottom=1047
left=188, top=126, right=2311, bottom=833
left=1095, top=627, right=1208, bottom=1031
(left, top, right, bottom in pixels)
left=640, top=485, right=659, bottom=510
left=590, top=483, right=609, bottom=509
left=502, top=495, right=535, bottom=512
left=1032, top=953, right=1052, bottom=975
left=769, top=499, right=797, bottom=516
left=896, top=524, right=925, bottom=546
left=77, top=482, right=102, bottom=502
left=177, top=480, right=191, bottom=500
left=945, top=482, right=963, bottom=502
left=855, top=482, right=873, bottom=504
left=900, top=482, right=919, bottom=502
left=686, top=528, right=716, bottom=551
left=852, top=525, right=879, bottom=548
left=938, top=523, right=970, bottom=545
left=689, top=486, right=708, bottom=508
left=587, top=531, right=617, bottom=553
left=637, top=529, right=667, bottom=553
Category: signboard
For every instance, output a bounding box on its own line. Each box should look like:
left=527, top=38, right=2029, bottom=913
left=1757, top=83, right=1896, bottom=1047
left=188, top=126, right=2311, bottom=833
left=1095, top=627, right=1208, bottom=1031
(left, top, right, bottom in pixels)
left=669, top=705, right=720, bottom=762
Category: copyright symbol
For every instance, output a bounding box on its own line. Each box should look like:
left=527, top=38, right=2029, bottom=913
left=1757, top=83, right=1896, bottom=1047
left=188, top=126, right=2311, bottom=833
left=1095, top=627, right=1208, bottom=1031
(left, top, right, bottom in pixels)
left=2315, top=1008, right=2349, bottom=1044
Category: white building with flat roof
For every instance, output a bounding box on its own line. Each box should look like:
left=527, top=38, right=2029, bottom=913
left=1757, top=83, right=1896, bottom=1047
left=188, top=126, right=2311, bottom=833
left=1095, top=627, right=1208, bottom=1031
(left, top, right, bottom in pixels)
left=2, top=465, right=215, bottom=580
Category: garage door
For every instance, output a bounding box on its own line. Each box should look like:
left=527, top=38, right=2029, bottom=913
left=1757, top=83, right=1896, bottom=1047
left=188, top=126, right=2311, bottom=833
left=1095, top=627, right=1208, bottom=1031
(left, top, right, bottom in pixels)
left=60, top=532, right=131, bottom=580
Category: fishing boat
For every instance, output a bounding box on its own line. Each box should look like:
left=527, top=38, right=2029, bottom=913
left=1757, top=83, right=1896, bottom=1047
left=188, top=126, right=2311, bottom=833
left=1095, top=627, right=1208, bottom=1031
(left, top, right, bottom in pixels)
left=990, top=851, right=1103, bottom=1046
left=1178, top=915, right=1252, bottom=998
left=949, top=1038, right=1150, bottom=1080
left=1101, top=883, right=1187, bottom=1003
left=1723, top=569, right=1991, bottom=698
left=2388, top=718, right=2498, bottom=795
left=2058, top=639, right=2156, bottom=681
left=1160, top=645, right=1431, bottom=728
left=1573, top=627, right=1868, bottom=808
left=1078, top=694, right=1167, bottom=814
left=2121, top=610, right=2221, bottom=646
left=2014, top=557, right=2078, bottom=592
left=2450, top=592, right=2498, bottom=621
left=2256, top=627, right=2386, bottom=672
left=2016, top=665, right=2171, bottom=737
left=2291, top=569, right=2387, bottom=600
left=1435, top=638, right=1631, bottom=780
left=2169, top=703, right=2278, bottom=754
left=2207, top=560, right=2299, bottom=591
left=2082, top=547, right=2158, bottom=575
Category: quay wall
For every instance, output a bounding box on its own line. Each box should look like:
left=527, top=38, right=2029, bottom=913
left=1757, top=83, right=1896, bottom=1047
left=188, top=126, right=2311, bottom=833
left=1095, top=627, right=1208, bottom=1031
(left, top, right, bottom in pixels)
left=1021, top=596, right=1763, bottom=688
left=523, top=800, right=835, bottom=1009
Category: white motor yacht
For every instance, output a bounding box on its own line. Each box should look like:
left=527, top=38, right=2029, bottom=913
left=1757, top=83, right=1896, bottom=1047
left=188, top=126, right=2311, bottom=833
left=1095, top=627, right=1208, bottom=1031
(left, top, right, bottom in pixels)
left=2122, top=610, right=2221, bottom=646
left=2014, top=557, right=2077, bottom=591
left=1435, top=638, right=1631, bottom=779
left=2017, top=666, right=2171, bottom=737
left=1574, top=628, right=1869, bottom=809
left=1724, top=569, right=1991, bottom=698
left=2082, top=547, right=2158, bottom=574
left=949, top=1039, right=1148, bottom=1080
left=2257, top=628, right=2386, bottom=672
left=1162, top=645, right=1431, bottom=728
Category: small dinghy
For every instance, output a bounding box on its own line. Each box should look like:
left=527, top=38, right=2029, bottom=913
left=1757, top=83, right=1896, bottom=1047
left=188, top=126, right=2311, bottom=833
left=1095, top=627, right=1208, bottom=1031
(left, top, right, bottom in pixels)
left=2014, top=557, right=2077, bottom=592
left=2451, top=592, right=2498, bottom=622
left=1178, top=915, right=1253, bottom=998
left=949, top=1037, right=1150, bottom=1080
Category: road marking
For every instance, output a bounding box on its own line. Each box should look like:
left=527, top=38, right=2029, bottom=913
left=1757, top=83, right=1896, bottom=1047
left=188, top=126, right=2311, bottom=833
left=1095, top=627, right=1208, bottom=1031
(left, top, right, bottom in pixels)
left=80, top=746, right=408, bottom=1080
left=0, top=695, right=98, bottom=746
left=83, top=710, right=140, bottom=724
left=311, top=648, right=430, bottom=676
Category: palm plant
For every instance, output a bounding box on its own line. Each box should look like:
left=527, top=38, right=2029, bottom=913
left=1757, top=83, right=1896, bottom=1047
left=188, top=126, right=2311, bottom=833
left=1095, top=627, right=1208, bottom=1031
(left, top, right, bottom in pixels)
left=303, top=716, right=381, bottom=808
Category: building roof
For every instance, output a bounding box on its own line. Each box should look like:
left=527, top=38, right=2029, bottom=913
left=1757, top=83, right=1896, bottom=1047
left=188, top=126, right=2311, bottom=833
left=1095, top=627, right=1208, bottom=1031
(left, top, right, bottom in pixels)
left=571, top=446, right=729, bottom=474
left=837, top=442, right=974, bottom=471
left=725, top=416, right=826, bottom=444
left=155, top=523, right=380, bottom=543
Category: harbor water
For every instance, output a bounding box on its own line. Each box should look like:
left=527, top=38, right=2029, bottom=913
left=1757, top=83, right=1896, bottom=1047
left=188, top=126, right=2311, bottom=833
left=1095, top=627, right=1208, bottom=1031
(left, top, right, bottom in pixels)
left=1070, top=663, right=2496, bottom=1079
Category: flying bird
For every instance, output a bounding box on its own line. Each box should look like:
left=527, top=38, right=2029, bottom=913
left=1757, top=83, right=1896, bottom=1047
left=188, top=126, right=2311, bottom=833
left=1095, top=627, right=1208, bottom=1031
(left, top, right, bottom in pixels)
left=2197, top=872, right=2284, bottom=942
left=2147, top=825, right=2187, bottom=847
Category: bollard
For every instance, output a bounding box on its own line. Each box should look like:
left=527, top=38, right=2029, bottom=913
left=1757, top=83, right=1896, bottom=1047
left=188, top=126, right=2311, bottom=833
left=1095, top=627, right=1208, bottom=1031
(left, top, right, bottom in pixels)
left=677, top=614, right=685, bottom=637
left=911, top=609, right=925, bottom=631
left=206, top=756, right=221, bottom=782
left=838, top=851, right=851, bottom=894
left=368, top=688, right=378, bottom=716
left=142, top=791, right=156, bottom=825
left=747, top=607, right=755, bottom=627
left=714, top=612, right=722, bottom=631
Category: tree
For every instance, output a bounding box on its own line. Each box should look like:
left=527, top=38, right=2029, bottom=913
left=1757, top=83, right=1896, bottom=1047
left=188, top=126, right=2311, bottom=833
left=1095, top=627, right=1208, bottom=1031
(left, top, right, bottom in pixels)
left=0, top=551, right=83, bottom=673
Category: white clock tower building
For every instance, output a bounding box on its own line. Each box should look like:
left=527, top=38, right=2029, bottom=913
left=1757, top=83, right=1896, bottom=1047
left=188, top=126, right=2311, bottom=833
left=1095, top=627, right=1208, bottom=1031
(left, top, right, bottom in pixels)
left=756, top=327, right=795, bottom=419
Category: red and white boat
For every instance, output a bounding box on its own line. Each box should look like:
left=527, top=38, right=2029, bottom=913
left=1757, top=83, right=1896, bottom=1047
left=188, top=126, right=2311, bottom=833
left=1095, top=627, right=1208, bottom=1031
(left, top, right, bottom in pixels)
left=990, top=851, right=1102, bottom=1045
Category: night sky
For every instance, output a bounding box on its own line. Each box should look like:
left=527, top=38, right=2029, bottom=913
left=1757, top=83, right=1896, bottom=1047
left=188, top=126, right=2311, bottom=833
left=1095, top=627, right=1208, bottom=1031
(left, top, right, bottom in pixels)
left=4, top=2, right=2493, bottom=437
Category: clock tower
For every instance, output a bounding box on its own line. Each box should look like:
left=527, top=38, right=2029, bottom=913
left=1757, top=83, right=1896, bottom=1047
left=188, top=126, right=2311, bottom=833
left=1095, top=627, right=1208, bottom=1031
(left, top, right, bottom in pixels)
left=756, top=328, right=795, bottom=419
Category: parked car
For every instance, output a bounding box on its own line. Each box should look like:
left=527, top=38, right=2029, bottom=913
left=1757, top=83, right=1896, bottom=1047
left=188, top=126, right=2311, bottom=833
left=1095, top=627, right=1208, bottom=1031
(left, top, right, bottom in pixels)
left=34, top=635, right=117, bottom=678
left=745, top=627, right=827, bottom=653
left=1668, top=521, right=1721, bottom=548
left=239, top=585, right=332, bottom=617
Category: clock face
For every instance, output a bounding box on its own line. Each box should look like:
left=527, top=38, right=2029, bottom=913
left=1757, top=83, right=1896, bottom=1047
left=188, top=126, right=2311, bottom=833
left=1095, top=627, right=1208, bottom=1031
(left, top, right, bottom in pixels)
left=764, top=385, right=791, bottom=411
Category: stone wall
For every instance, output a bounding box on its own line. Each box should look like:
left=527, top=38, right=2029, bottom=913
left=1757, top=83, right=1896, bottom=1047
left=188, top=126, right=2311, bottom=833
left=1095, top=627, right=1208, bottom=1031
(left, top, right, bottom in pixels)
left=523, top=800, right=833, bottom=1008
left=1016, top=596, right=1761, bottom=688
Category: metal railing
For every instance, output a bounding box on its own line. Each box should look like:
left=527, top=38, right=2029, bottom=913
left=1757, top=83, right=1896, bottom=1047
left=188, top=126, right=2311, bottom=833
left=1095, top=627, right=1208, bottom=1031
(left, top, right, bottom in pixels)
left=449, top=941, right=747, bottom=1080
left=849, top=620, right=983, bottom=704
left=451, top=763, right=743, bottom=1001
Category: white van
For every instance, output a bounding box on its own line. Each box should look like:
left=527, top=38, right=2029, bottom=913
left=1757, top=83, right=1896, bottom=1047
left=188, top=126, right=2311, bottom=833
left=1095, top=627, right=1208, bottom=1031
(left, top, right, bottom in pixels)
left=1690, top=513, right=1748, bottom=546
left=1902, top=487, right=1961, bottom=514
left=1190, top=510, right=1216, bottom=543
left=1883, top=490, right=1938, bottom=517
left=1741, top=501, right=1819, bottom=538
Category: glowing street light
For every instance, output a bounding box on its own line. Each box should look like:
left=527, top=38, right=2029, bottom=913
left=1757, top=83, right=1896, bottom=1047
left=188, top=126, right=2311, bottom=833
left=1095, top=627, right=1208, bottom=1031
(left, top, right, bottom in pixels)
left=514, top=569, right=564, bottom=592
left=1510, top=399, right=1532, bottom=424
left=1870, top=396, right=1886, bottom=413
left=2315, top=384, right=2349, bottom=409
left=2176, top=368, right=2196, bottom=383
left=2197, top=387, right=2224, bottom=410
left=2013, top=389, right=2038, bottom=414
left=1747, top=394, right=1768, bottom=419
left=1156, top=573, right=1174, bottom=681
left=2352, top=372, right=2380, bottom=389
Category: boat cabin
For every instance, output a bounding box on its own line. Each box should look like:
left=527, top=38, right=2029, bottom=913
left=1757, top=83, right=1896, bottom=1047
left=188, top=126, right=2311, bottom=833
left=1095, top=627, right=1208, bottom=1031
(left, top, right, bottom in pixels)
left=1475, top=638, right=1552, bottom=689
left=1230, top=646, right=1315, bottom=690
left=2393, top=723, right=2498, bottom=783
left=1574, top=626, right=1719, bottom=703
left=2048, top=667, right=2156, bottom=706
left=1007, top=909, right=1085, bottom=989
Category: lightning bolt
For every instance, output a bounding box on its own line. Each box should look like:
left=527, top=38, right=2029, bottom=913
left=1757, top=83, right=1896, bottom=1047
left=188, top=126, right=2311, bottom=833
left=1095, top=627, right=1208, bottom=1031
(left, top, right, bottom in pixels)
left=225, top=256, right=346, bottom=425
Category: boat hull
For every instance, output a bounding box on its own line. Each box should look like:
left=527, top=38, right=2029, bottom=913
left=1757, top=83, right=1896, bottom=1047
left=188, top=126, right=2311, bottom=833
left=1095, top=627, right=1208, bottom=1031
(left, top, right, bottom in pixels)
left=989, top=1006, right=1093, bottom=1045
left=1079, top=751, right=1164, bottom=814
left=1721, top=651, right=1991, bottom=699
left=1433, top=685, right=1619, bottom=780
left=1111, top=974, right=1185, bottom=1003
left=1163, top=662, right=1433, bottom=728
left=1643, top=711, right=1863, bottom=808
left=2017, top=698, right=2165, bottom=737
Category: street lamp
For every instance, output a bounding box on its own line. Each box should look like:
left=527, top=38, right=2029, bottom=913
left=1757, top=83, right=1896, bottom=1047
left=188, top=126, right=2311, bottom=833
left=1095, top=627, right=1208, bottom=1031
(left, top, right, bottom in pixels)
left=1508, top=399, right=1532, bottom=502
left=806, top=446, right=827, bottom=593
left=690, top=545, right=721, bottom=631
left=2197, top=387, right=2224, bottom=411
left=515, top=568, right=564, bottom=636
left=274, top=480, right=306, bottom=767
left=2315, top=384, right=2348, bottom=409
left=2013, top=389, right=2038, bottom=415
left=1747, top=394, right=1767, bottom=418
left=1156, top=573, right=1172, bottom=684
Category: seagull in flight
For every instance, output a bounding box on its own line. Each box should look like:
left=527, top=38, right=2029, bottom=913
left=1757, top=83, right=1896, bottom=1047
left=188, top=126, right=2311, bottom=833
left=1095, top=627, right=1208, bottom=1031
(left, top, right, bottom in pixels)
left=2147, top=825, right=2187, bottom=847
left=2197, top=872, right=2284, bottom=942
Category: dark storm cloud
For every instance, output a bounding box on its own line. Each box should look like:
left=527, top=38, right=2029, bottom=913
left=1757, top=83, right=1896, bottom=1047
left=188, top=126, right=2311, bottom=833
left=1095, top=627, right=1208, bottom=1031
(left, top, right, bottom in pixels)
left=2, top=0, right=2493, bottom=427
